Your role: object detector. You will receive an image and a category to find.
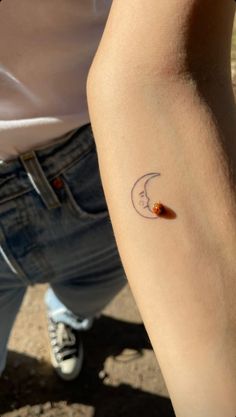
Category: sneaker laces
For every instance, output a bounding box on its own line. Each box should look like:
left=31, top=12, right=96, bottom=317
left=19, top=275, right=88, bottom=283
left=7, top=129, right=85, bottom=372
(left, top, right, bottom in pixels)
left=49, top=320, right=79, bottom=362
left=56, top=322, right=76, bottom=348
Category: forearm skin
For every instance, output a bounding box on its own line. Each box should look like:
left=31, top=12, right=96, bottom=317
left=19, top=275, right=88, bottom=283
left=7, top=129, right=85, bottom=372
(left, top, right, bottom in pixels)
left=87, top=69, right=236, bottom=417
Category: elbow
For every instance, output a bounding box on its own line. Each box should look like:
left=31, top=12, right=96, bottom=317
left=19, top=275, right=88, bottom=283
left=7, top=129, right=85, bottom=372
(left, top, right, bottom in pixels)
left=86, top=58, right=230, bottom=112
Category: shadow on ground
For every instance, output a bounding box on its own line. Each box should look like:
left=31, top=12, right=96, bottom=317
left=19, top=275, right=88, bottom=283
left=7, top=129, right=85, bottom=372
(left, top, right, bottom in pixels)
left=0, top=315, right=175, bottom=417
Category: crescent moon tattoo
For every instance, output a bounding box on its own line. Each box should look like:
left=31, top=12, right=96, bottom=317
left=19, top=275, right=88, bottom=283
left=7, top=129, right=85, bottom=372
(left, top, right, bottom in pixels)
left=131, top=172, right=161, bottom=219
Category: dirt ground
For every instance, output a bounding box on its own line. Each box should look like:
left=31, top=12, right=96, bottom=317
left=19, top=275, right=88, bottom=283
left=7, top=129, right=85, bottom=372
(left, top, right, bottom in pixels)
left=1, top=285, right=174, bottom=417
left=1, top=19, right=236, bottom=417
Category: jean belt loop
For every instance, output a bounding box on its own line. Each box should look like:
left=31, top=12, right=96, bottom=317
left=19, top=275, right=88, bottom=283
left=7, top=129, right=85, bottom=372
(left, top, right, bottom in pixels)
left=19, top=150, right=62, bottom=210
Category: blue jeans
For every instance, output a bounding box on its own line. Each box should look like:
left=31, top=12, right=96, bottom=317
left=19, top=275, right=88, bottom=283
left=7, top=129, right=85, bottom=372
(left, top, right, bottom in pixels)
left=0, top=123, right=127, bottom=375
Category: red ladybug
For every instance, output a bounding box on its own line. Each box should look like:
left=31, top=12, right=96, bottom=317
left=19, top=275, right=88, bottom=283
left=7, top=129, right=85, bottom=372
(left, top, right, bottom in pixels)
left=152, top=202, right=165, bottom=216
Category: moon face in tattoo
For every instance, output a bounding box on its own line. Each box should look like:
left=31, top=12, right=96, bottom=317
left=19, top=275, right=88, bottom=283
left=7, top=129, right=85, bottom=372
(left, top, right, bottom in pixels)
left=131, top=172, right=161, bottom=219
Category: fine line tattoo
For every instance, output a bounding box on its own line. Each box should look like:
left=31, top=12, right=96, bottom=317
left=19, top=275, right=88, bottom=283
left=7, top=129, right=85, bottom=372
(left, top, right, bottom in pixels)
left=131, top=172, right=176, bottom=220
left=131, top=172, right=161, bottom=219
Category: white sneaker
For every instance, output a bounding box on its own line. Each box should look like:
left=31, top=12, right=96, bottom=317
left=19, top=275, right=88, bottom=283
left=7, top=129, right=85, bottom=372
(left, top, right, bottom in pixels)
left=47, top=318, right=84, bottom=381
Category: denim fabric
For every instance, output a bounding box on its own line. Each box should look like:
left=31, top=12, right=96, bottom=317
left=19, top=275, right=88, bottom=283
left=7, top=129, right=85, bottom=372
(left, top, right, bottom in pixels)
left=0, top=123, right=127, bottom=375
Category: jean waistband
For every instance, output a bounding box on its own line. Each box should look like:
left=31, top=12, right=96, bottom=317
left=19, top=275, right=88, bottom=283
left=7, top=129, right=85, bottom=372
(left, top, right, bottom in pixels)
left=0, top=123, right=95, bottom=209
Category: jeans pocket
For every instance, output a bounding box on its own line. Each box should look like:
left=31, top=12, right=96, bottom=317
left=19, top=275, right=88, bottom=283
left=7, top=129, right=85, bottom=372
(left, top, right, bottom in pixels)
left=61, top=148, right=109, bottom=220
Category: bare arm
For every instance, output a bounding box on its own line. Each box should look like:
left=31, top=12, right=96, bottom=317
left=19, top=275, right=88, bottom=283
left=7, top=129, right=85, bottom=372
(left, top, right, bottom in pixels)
left=87, top=1, right=236, bottom=416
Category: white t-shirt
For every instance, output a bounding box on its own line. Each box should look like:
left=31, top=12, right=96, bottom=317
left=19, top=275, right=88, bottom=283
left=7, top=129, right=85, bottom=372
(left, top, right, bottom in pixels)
left=0, top=0, right=112, bottom=161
